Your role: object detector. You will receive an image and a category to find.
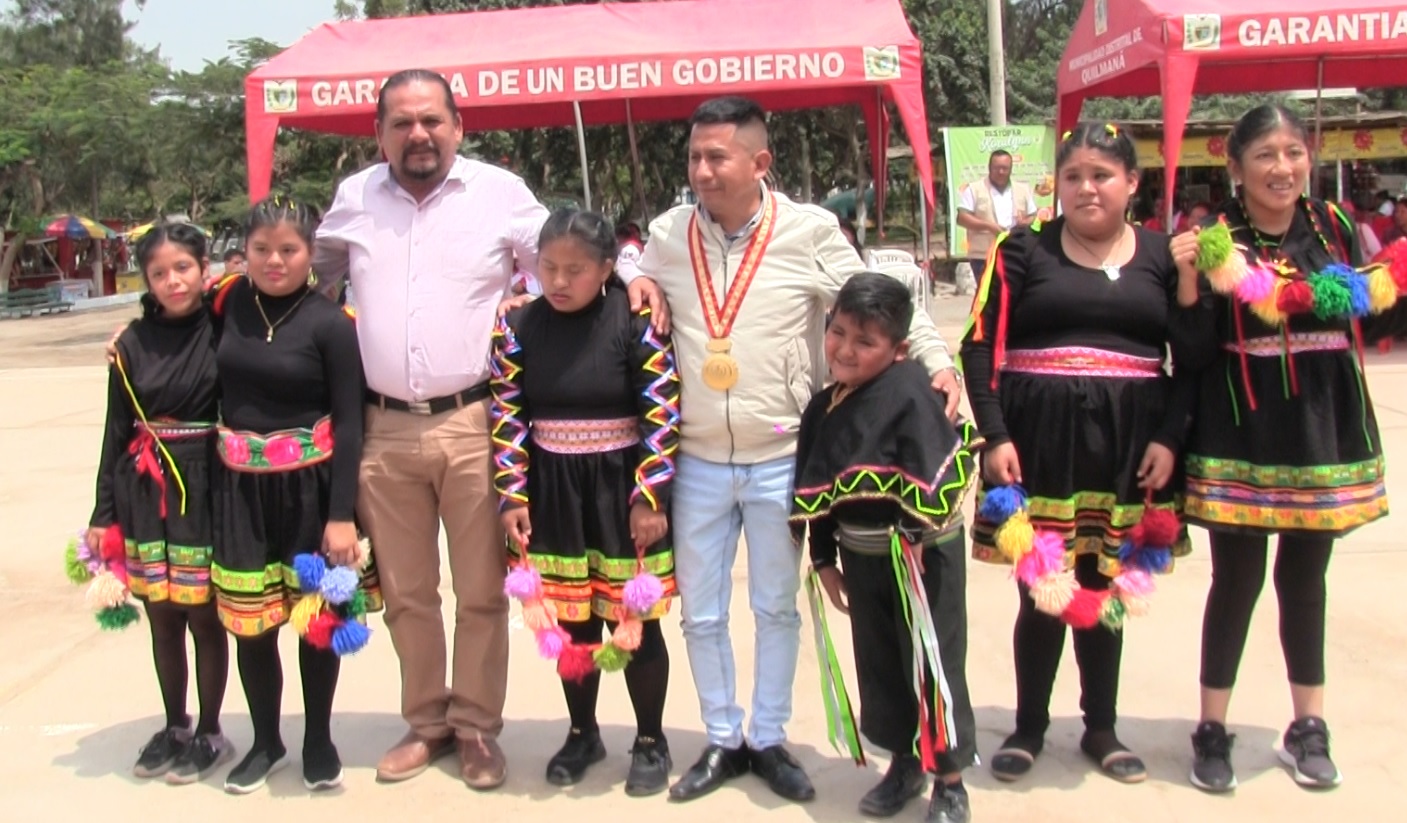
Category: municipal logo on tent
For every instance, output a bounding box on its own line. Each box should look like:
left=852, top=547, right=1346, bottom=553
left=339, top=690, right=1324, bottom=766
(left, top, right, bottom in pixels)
left=1182, top=14, right=1222, bottom=50
left=264, top=80, right=299, bottom=113
left=863, top=47, right=901, bottom=81
left=1094, top=0, right=1108, bottom=36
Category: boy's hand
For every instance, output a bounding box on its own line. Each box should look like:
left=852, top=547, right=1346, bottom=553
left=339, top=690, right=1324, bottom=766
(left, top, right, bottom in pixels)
left=817, top=565, right=849, bottom=615
left=931, top=368, right=962, bottom=420
left=630, top=501, right=668, bottom=550
left=983, top=442, right=1023, bottom=485
left=501, top=508, right=532, bottom=550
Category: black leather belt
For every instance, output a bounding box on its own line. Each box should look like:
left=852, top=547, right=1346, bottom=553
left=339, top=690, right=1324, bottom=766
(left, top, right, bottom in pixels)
left=367, top=382, right=490, bottom=416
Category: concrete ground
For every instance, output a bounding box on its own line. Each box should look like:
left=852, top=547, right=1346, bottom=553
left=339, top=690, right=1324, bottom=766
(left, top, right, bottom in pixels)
left=2, top=297, right=1404, bottom=823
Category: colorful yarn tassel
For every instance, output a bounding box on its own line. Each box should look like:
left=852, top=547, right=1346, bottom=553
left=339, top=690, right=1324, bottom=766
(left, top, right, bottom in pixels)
left=289, top=553, right=373, bottom=656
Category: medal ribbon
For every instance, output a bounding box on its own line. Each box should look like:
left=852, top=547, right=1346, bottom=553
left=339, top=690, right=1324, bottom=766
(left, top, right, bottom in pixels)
left=687, top=192, right=778, bottom=339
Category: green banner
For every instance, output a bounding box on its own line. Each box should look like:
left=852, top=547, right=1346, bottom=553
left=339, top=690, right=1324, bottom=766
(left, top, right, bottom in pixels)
left=943, top=126, right=1057, bottom=259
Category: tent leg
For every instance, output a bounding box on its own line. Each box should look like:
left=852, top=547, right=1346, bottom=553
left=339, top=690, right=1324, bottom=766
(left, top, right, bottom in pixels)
left=573, top=100, right=593, bottom=211
left=1313, top=58, right=1324, bottom=199
left=626, top=99, right=647, bottom=223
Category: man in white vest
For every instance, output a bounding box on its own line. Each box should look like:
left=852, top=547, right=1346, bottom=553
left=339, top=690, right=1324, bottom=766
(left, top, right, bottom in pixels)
left=956, top=150, right=1036, bottom=270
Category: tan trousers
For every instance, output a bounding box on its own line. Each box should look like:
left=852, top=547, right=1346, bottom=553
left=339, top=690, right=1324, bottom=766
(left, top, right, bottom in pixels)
left=358, top=399, right=508, bottom=741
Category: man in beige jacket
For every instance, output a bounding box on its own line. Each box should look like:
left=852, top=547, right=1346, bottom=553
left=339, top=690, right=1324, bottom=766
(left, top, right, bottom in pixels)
left=621, top=96, right=961, bottom=808
left=956, top=150, right=1036, bottom=270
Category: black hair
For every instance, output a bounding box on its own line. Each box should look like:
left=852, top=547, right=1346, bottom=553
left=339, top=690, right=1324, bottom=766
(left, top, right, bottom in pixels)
left=989, top=150, right=1013, bottom=162
left=833, top=272, right=913, bottom=345
left=134, top=222, right=207, bottom=277
left=539, top=208, right=619, bottom=264
left=246, top=196, right=320, bottom=248
left=1056, top=122, right=1138, bottom=173
left=221, top=247, right=245, bottom=262
left=1227, top=104, right=1309, bottom=165
left=614, top=222, right=642, bottom=241
left=377, top=68, right=459, bottom=123
left=689, top=96, right=767, bottom=132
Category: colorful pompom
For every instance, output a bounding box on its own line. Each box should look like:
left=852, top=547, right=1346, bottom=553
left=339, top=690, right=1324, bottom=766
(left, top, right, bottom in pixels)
left=593, top=643, right=632, bottom=672
left=293, top=553, right=326, bottom=592
left=290, top=593, right=324, bottom=635
left=1113, top=568, right=1155, bottom=599
left=1368, top=266, right=1399, bottom=313
left=1194, top=220, right=1235, bottom=271
left=994, top=511, right=1035, bottom=563
left=65, top=539, right=94, bottom=584
left=1382, top=239, right=1407, bottom=290
left=304, top=612, right=340, bottom=650
left=979, top=485, right=1027, bottom=524
left=1205, top=247, right=1249, bottom=295
left=622, top=571, right=665, bottom=615
left=1119, top=593, right=1151, bottom=618
left=1098, top=596, right=1128, bottom=631
left=346, top=588, right=368, bottom=618
left=1060, top=588, right=1109, bottom=630
left=1248, top=284, right=1289, bottom=326
left=535, top=626, right=569, bottom=660
left=319, top=566, right=359, bottom=605
left=612, top=618, right=644, bottom=652
left=85, top=570, right=128, bottom=611
left=1136, top=508, right=1180, bottom=549
left=1277, top=280, right=1315, bottom=315
left=556, top=644, right=597, bottom=683
left=521, top=600, right=553, bottom=632
left=1345, top=272, right=1372, bottom=317
left=1030, top=570, right=1077, bottom=616
left=1307, top=272, right=1352, bottom=320
left=1124, top=547, right=1172, bottom=575
left=100, top=526, right=128, bottom=586
left=331, top=619, right=372, bottom=656
left=96, top=603, right=140, bottom=631
left=503, top=563, right=542, bottom=601
left=1234, top=264, right=1277, bottom=304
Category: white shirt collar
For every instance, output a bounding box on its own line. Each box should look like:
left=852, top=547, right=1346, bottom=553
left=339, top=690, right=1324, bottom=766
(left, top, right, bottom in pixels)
left=699, top=183, right=769, bottom=243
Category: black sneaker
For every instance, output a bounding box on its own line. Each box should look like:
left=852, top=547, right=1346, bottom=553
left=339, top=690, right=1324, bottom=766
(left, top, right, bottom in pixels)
left=303, top=742, right=344, bottom=791
left=166, top=734, right=234, bottom=785
left=224, top=746, right=289, bottom=795
left=859, top=754, right=926, bottom=817
left=624, top=735, right=673, bottom=797
left=133, top=726, right=190, bottom=779
left=1190, top=721, right=1237, bottom=792
left=925, top=780, right=971, bottom=823
left=546, top=727, right=607, bottom=786
left=1279, top=717, right=1342, bottom=788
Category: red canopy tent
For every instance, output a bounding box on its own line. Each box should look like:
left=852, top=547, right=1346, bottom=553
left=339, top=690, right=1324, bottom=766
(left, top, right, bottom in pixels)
left=244, top=0, right=936, bottom=229
left=1057, top=0, right=1407, bottom=216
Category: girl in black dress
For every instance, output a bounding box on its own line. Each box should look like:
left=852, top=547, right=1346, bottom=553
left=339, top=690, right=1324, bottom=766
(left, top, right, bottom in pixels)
left=961, top=124, right=1193, bottom=785
left=211, top=199, right=372, bottom=795
left=88, top=223, right=231, bottom=783
left=492, top=210, right=681, bottom=795
left=1170, top=105, right=1407, bottom=793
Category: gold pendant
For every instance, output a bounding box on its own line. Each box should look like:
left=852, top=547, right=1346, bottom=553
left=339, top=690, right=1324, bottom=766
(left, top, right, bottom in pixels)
left=702, top=338, right=739, bottom=391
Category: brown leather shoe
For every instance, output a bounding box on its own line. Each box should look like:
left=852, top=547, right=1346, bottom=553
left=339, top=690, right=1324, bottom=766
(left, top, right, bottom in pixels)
left=375, top=731, right=455, bottom=782
left=458, top=732, right=507, bottom=790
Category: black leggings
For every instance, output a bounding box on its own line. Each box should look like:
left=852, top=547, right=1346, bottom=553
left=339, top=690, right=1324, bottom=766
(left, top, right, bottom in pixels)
left=1200, top=531, right=1333, bottom=690
left=1014, top=553, right=1122, bottom=735
left=145, top=600, right=228, bottom=735
left=235, top=629, right=341, bottom=754
left=559, top=616, right=668, bottom=739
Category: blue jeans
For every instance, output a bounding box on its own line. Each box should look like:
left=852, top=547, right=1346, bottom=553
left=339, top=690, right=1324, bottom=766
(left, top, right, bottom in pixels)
left=673, top=453, right=802, bottom=750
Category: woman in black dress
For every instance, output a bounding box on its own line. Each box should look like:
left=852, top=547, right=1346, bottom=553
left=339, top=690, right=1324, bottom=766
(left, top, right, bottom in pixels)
left=492, top=210, right=680, bottom=796
left=211, top=198, right=374, bottom=795
left=961, top=124, right=1192, bottom=785
left=88, top=223, right=230, bottom=783
left=1170, top=104, right=1407, bottom=793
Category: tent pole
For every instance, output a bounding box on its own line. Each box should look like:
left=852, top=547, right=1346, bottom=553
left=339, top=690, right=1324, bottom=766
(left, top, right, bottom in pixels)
left=573, top=100, right=593, bottom=210
left=1313, top=58, right=1325, bottom=199
left=626, top=99, right=647, bottom=223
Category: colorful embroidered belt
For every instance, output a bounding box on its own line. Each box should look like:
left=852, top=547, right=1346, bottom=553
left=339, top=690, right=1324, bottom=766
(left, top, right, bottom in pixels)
left=1225, top=332, right=1350, bottom=357
left=532, top=417, right=640, bottom=454
left=130, top=421, right=214, bottom=518
left=218, top=416, right=333, bottom=472
left=1003, top=347, right=1162, bottom=378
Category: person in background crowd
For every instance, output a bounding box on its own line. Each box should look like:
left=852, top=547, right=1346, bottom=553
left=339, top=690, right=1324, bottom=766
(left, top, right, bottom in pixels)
left=957, top=151, right=1037, bottom=272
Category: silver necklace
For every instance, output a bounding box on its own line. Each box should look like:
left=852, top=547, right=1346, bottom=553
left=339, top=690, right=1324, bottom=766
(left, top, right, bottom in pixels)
left=1065, top=224, right=1128, bottom=281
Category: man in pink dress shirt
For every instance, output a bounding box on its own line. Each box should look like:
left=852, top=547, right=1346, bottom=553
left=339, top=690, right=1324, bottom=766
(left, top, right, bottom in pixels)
left=312, top=69, right=547, bottom=791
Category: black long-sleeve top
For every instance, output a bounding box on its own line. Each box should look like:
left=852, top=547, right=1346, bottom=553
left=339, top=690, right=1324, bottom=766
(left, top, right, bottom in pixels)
left=90, top=296, right=218, bottom=527
left=215, top=279, right=364, bottom=521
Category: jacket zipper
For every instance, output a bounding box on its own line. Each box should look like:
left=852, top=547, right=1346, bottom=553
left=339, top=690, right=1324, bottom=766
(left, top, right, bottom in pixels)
left=720, top=234, right=736, bottom=463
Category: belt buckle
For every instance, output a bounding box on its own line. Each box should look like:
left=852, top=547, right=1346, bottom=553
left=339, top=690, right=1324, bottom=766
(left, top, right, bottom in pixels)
left=406, top=399, right=433, bottom=415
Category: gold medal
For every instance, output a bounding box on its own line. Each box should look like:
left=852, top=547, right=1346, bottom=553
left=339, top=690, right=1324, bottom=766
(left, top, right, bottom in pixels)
left=688, top=194, right=777, bottom=394
left=702, top=338, right=739, bottom=391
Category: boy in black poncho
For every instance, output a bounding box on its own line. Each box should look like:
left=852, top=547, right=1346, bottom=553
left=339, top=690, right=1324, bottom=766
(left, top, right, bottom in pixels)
left=791, top=273, right=980, bottom=823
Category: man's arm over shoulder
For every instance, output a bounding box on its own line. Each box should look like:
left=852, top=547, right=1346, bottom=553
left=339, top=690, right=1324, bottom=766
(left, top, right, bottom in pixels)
left=501, top=171, right=550, bottom=276
left=313, top=168, right=379, bottom=298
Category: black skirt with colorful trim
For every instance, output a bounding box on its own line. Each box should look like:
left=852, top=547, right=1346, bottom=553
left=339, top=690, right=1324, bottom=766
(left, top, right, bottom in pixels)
left=514, top=419, right=675, bottom=623
left=115, top=427, right=216, bottom=605
left=969, top=354, right=1189, bottom=575
left=211, top=423, right=381, bottom=636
